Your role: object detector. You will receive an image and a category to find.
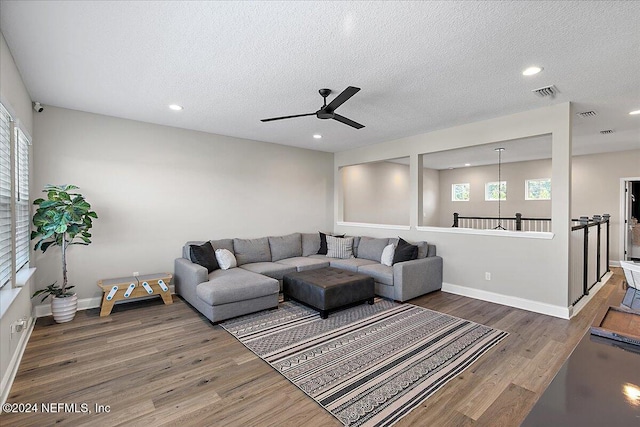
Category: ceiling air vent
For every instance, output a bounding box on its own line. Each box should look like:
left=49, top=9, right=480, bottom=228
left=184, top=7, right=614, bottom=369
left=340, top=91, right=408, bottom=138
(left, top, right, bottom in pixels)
left=576, top=110, right=598, bottom=118
left=600, top=129, right=614, bottom=134
left=532, top=85, right=558, bottom=98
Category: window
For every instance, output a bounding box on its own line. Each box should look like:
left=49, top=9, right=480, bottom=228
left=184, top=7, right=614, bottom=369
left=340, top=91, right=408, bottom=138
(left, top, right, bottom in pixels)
left=0, top=104, right=12, bottom=287
left=485, top=181, right=506, bottom=201
left=0, top=102, right=31, bottom=289
left=526, top=178, right=551, bottom=200
left=451, top=183, right=470, bottom=201
left=15, top=127, right=30, bottom=270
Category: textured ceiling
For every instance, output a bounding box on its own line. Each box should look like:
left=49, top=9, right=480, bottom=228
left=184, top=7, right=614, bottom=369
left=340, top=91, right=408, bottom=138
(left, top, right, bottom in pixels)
left=0, top=1, right=638, bottom=154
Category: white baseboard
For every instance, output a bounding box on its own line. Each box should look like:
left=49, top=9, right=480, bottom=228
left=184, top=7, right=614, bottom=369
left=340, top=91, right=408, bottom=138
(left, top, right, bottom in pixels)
left=34, top=286, right=175, bottom=318
left=442, top=282, right=571, bottom=319
left=568, top=271, right=613, bottom=318
left=1, top=316, right=35, bottom=406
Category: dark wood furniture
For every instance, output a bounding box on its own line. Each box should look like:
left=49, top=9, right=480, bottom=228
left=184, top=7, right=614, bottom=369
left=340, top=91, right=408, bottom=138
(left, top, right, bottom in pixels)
left=282, top=267, right=374, bottom=319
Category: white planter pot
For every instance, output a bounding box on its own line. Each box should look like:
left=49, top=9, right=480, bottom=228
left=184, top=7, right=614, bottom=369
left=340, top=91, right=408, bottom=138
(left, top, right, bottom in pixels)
left=51, top=294, right=78, bottom=323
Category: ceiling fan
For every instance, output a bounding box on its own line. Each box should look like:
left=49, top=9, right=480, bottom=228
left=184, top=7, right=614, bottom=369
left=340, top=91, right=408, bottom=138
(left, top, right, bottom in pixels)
left=261, top=86, right=364, bottom=129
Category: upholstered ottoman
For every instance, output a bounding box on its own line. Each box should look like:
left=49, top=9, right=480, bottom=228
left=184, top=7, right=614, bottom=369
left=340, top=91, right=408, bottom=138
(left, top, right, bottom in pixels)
left=283, top=267, right=374, bottom=318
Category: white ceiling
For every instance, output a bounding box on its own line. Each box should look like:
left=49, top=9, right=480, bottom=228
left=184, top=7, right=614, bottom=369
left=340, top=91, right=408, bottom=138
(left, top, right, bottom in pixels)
left=0, top=1, right=639, bottom=154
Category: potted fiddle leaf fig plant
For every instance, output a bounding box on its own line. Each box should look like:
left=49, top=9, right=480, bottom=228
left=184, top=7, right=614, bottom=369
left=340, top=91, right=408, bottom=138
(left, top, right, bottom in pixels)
left=31, top=184, right=98, bottom=323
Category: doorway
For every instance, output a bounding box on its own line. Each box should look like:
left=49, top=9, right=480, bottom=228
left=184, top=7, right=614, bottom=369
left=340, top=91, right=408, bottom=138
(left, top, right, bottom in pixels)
left=622, top=179, right=640, bottom=261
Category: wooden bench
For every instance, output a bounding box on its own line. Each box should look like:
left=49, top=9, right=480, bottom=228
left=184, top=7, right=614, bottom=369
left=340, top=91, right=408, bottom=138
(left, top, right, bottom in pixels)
left=97, top=273, right=173, bottom=317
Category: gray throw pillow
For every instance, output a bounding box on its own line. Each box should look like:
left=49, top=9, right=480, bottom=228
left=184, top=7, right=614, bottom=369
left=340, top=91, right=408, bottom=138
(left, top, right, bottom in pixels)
left=326, top=235, right=354, bottom=259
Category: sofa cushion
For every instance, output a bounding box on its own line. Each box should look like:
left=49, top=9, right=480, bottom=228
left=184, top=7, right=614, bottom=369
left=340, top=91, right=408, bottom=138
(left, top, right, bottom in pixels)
left=326, top=235, right=354, bottom=259
left=276, top=257, right=330, bottom=272
left=356, top=237, right=389, bottom=262
left=301, top=233, right=321, bottom=257
left=329, top=257, right=377, bottom=272
left=269, top=233, right=302, bottom=261
left=183, top=241, right=205, bottom=259
left=189, top=241, right=219, bottom=273
left=317, top=232, right=344, bottom=255
left=393, top=238, right=418, bottom=264
left=380, top=243, right=395, bottom=267
left=233, top=237, right=271, bottom=265
left=197, top=268, right=278, bottom=306
left=211, top=238, right=234, bottom=253
left=358, top=263, right=394, bottom=286
left=215, top=249, right=237, bottom=270
left=240, top=262, right=297, bottom=280
left=389, top=238, right=428, bottom=259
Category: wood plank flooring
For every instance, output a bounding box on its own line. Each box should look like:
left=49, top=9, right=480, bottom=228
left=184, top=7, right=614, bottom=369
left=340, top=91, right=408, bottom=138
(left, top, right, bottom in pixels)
left=1, top=269, right=623, bottom=427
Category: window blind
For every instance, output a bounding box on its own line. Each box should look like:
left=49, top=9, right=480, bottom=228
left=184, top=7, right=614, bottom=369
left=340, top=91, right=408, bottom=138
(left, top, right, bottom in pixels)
left=0, top=104, right=12, bottom=287
left=15, top=127, right=30, bottom=270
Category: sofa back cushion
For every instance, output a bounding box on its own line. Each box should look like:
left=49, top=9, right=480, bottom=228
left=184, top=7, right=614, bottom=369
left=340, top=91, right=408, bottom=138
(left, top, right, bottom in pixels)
left=233, top=237, right=271, bottom=265
left=211, top=238, right=235, bottom=253
left=301, top=233, right=321, bottom=256
left=356, top=237, right=389, bottom=262
left=269, top=233, right=302, bottom=261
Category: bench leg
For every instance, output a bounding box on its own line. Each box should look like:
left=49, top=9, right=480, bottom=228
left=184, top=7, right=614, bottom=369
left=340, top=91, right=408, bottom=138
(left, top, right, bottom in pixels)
left=160, top=291, right=173, bottom=305
left=283, top=293, right=289, bottom=302
left=99, top=296, right=116, bottom=317
left=319, top=310, right=328, bottom=319
left=367, top=297, right=374, bottom=305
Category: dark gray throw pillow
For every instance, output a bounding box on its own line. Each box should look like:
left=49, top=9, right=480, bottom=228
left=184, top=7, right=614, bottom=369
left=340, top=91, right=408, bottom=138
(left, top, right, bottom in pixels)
left=190, top=241, right=219, bottom=273
left=317, top=232, right=345, bottom=255
left=392, top=238, right=418, bottom=265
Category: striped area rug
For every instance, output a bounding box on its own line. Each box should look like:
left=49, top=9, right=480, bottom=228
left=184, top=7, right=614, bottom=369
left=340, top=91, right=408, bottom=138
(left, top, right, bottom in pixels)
left=221, top=299, right=508, bottom=427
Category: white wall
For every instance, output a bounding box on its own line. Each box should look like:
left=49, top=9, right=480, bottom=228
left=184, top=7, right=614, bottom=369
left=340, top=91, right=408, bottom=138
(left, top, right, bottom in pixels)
left=33, top=107, right=334, bottom=301
left=335, top=103, right=573, bottom=317
left=0, top=32, right=34, bottom=404
left=422, top=167, right=440, bottom=226
left=342, top=161, right=410, bottom=225
left=572, top=149, right=640, bottom=262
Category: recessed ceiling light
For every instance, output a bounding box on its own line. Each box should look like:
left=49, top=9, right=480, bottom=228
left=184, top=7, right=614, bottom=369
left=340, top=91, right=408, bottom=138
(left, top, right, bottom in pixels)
left=522, top=66, right=543, bottom=76
left=464, top=163, right=471, bottom=167
left=169, top=104, right=183, bottom=111
left=313, top=134, right=322, bottom=139
left=630, top=110, right=640, bottom=115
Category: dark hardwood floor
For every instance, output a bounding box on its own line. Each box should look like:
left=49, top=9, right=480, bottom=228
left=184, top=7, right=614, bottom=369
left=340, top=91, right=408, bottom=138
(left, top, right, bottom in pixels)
left=1, top=269, right=623, bottom=427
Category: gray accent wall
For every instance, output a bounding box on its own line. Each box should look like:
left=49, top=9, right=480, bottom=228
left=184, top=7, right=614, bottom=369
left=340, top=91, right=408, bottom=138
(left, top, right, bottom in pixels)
left=32, top=106, right=334, bottom=300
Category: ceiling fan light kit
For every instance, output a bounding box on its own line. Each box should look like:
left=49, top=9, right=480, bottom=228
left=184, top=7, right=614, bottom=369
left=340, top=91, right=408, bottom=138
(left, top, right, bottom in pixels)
left=261, top=86, right=365, bottom=129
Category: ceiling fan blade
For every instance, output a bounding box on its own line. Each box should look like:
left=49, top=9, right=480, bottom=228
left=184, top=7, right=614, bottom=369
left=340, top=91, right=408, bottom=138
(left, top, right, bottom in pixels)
left=332, top=114, right=365, bottom=129
left=261, top=112, right=316, bottom=122
left=326, top=86, right=360, bottom=111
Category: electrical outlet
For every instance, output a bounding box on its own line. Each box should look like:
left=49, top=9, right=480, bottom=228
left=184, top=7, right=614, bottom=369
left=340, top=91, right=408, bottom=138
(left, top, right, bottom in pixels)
left=485, top=272, right=491, bottom=280
left=133, top=272, right=139, bottom=277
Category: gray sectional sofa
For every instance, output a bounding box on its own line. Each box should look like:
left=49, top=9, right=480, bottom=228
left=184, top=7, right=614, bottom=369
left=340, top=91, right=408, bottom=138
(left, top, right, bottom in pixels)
left=174, top=232, right=443, bottom=323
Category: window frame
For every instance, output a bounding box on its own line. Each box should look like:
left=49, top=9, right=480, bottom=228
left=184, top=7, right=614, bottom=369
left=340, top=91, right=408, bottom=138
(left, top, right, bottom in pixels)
left=485, top=181, right=507, bottom=201
left=525, top=178, right=552, bottom=201
left=451, top=183, right=470, bottom=202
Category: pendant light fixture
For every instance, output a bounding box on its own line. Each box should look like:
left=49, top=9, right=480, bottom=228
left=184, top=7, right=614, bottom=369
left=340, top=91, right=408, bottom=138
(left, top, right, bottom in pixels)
left=494, top=148, right=505, bottom=230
